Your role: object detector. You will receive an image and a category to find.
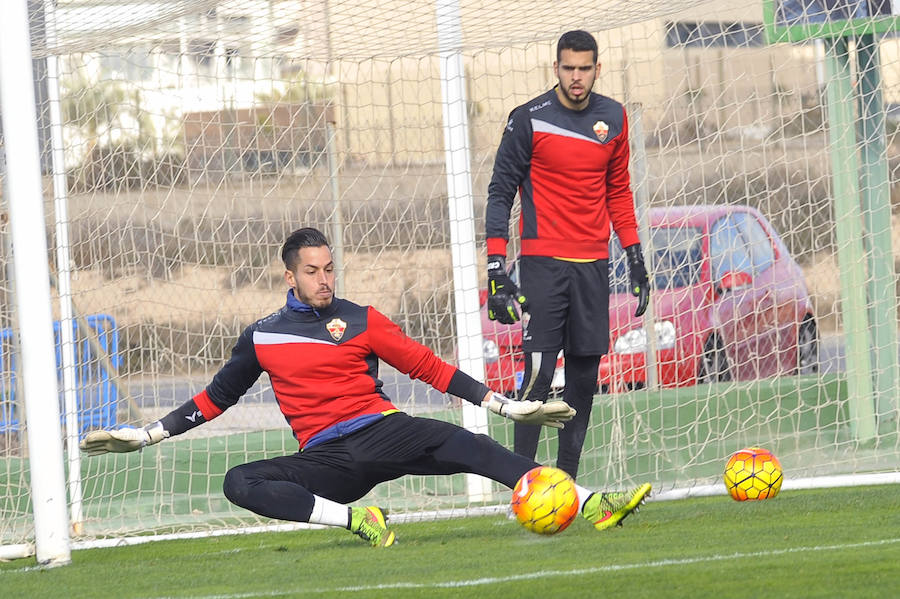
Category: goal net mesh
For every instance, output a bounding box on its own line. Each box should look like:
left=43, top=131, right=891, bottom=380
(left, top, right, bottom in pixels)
left=1, top=0, right=899, bottom=548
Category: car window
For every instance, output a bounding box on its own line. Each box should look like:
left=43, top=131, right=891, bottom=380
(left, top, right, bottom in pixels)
left=734, top=212, right=775, bottom=274
left=710, top=215, right=753, bottom=281
left=609, top=225, right=704, bottom=292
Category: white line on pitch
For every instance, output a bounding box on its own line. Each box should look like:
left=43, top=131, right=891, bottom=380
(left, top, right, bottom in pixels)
left=131, top=537, right=900, bottom=598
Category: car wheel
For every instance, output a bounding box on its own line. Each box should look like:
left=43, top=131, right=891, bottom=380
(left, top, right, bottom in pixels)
left=796, top=318, right=819, bottom=375
left=697, top=335, right=731, bottom=383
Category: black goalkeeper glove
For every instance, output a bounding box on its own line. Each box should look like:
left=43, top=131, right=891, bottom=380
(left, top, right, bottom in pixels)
left=624, top=244, right=650, bottom=318
left=487, top=255, right=528, bottom=324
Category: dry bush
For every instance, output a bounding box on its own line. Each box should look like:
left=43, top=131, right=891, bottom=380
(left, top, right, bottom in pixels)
left=67, top=145, right=186, bottom=193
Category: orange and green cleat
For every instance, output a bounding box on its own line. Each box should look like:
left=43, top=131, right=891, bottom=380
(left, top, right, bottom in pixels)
left=350, top=506, right=396, bottom=547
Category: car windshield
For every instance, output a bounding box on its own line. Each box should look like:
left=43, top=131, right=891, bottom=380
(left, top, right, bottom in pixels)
left=610, top=226, right=704, bottom=293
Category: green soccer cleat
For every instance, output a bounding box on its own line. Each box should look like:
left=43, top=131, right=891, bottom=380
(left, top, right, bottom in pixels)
left=350, top=506, right=396, bottom=547
left=582, top=483, right=652, bottom=531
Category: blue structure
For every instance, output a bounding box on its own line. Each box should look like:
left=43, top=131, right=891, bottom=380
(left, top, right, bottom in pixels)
left=0, top=314, right=119, bottom=434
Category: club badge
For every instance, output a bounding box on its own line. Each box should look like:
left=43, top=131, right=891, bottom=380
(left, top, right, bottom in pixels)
left=326, top=318, right=347, bottom=341
left=593, top=120, right=609, bottom=142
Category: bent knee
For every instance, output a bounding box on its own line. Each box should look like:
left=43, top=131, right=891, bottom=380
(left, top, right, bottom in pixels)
left=222, top=464, right=254, bottom=507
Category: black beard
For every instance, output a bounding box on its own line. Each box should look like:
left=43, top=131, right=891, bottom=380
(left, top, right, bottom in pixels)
left=562, top=85, right=590, bottom=107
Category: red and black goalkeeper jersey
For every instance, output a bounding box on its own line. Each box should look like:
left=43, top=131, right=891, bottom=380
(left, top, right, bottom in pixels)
left=486, top=88, right=640, bottom=260
left=191, top=295, right=488, bottom=449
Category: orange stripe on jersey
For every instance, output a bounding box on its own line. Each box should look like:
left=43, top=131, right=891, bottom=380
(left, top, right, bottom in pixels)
left=554, top=256, right=599, bottom=263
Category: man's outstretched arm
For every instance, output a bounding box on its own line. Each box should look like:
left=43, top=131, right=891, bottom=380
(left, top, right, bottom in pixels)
left=79, top=422, right=168, bottom=455
left=445, top=369, right=576, bottom=430
left=82, top=326, right=262, bottom=456
left=370, top=307, right=577, bottom=430
left=80, top=398, right=207, bottom=455
left=481, top=390, right=575, bottom=429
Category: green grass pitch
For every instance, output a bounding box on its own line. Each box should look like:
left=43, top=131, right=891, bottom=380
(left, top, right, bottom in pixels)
left=3, top=484, right=899, bottom=598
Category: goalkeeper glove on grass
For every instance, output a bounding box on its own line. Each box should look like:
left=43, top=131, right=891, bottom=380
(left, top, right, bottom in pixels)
left=80, top=421, right=168, bottom=456
left=484, top=392, right=575, bottom=429
left=487, top=255, right=528, bottom=324
left=625, top=244, right=650, bottom=318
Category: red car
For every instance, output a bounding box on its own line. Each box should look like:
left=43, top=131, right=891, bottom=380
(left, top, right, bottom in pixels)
left=480, top=205, right=818, bottom=395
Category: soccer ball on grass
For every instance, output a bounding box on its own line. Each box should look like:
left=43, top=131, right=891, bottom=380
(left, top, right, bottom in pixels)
left=511, top=466, right=579, bottom=535
left=723, top=447, right=783, bottom=501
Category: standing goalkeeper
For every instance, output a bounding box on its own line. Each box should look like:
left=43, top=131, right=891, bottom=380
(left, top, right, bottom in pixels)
left=485, top=30, right=650, bottom=479
left=81, top=227, right=651, bottom=547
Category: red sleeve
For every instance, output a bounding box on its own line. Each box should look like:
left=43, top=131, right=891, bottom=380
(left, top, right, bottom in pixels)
left=486, top=237, right=508, bottom=257
left=193, top=389, right=224, bottom=420
left=607, top=107, right=640, bottom=248
left=366, top=307, right=456, bottom=393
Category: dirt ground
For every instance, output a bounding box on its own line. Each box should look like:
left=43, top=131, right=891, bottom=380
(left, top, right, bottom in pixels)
left=60, top=238, right=853, bottom=337
left=61, top=247, right=456, bottom=327
left=57, top=214, right=900, bottom=339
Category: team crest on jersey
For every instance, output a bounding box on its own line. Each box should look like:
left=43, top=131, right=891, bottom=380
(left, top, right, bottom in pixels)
left=326, top=318, right=347, bottom=341
left=593, top=120, right=609, bottom=142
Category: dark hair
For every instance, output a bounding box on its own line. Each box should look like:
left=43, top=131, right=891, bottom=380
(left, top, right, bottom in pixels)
left=281, top=227, right=330, bottom=270
left=557, top=30, right=598, bottom=63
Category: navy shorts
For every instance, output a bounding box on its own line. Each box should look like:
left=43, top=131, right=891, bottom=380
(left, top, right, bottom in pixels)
left=237, top=412, right=535, bottom=504
left=519, top=255, right=610, bottom=356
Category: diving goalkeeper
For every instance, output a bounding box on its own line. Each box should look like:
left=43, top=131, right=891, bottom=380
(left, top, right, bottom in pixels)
left=81, top=227, right=651, bottom=547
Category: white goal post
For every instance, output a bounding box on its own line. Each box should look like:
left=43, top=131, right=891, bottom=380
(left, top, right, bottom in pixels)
left=0, top=0, right=71, bottom=566
left=2, top=0, right=900, bottom=561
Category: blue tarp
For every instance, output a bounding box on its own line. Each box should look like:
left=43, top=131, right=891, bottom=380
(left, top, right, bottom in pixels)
left=0, top=314, right=119, bottom=434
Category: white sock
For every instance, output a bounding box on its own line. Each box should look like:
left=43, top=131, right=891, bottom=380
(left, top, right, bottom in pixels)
left=575, top=484, right=593, bottom=510
left=309, top=495, right=351, bottom=528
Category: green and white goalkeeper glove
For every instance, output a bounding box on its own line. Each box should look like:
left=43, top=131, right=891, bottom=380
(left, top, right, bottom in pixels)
left=484, top=393, right=576, bottom=429
left=80, top=422, right=168, bottom=456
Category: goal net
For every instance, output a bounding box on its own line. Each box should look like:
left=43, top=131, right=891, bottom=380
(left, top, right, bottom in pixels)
left=2, top=0, right=899, bottom=555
